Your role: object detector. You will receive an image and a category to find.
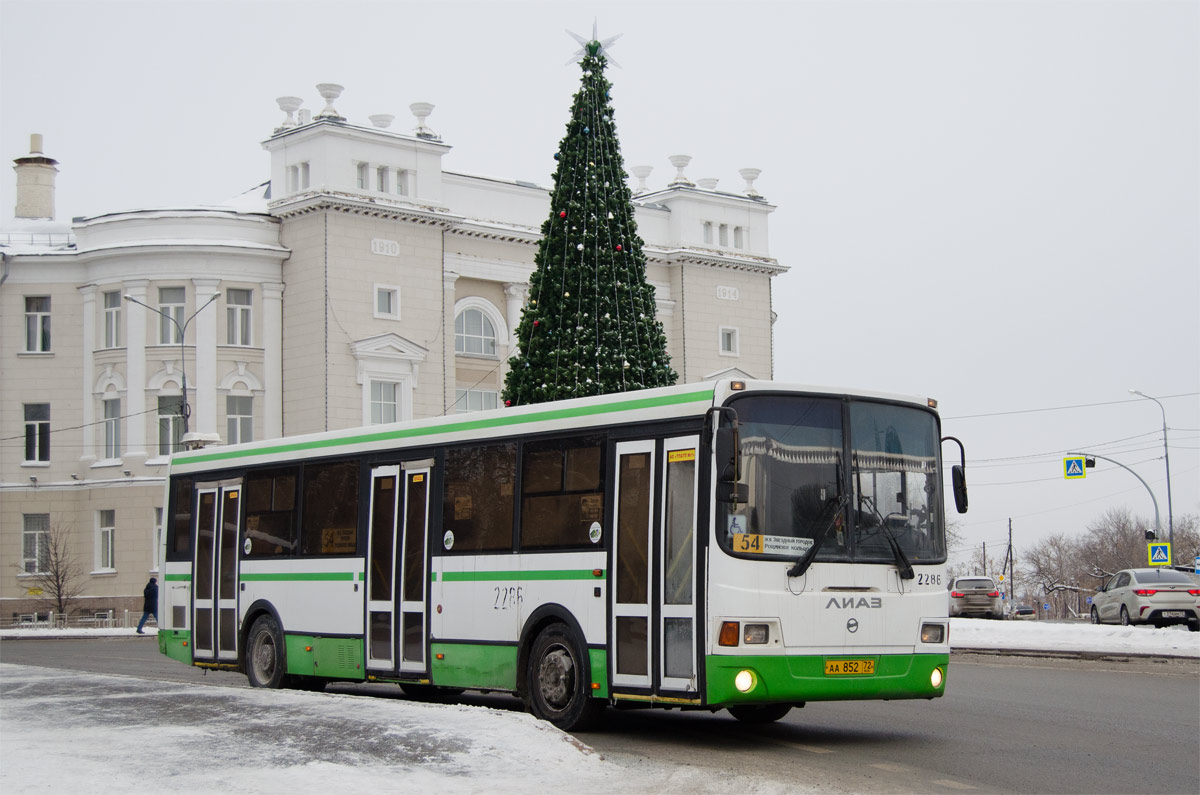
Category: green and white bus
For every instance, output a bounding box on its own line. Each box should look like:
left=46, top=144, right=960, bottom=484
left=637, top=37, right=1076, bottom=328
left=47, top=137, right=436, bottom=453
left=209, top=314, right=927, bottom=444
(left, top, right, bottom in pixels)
left=158, top=379, right=967, bottom=729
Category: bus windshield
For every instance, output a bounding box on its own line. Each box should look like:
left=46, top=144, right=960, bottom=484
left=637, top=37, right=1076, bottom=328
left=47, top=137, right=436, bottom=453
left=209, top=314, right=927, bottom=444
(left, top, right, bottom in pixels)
left=718, top=395, right=946, bottom=565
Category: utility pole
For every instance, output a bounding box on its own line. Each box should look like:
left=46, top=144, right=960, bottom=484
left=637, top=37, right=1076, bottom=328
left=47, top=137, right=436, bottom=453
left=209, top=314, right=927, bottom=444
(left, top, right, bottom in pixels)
left=981, top=542, right=986, bottom=576
left=1008, top=520, right=1015, bottom=602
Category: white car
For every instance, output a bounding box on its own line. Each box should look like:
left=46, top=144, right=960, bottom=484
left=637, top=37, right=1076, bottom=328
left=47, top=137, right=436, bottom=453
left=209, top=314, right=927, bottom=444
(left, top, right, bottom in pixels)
left=1090, top=568, right=1200, bottom=630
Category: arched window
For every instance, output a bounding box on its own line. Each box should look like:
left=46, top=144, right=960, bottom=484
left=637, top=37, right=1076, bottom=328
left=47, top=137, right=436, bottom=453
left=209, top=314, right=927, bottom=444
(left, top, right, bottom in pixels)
left=455, top=307, right=497, bottom=356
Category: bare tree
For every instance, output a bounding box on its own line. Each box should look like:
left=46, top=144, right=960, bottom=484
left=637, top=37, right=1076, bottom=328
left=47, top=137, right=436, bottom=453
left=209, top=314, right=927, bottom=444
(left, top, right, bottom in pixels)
left=17, top=521, right=85, bottom=618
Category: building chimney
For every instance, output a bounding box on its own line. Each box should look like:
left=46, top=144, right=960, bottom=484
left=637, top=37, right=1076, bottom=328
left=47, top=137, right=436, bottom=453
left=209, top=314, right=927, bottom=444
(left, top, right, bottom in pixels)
left=13, top=134, right=59, bottom=219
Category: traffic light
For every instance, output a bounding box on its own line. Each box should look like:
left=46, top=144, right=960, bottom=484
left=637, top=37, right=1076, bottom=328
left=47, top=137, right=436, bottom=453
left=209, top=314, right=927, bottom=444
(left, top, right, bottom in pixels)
left=1145, top=529, right=1156, bottom=540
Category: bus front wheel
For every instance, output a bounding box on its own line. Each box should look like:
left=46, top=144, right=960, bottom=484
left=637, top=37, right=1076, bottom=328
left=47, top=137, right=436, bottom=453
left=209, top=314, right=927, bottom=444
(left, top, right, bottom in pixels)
left=728, top=703, right=792, bottom=723
left=245, top=615, right=287, bottom=689
left=526, top=623, right=603, bottom=731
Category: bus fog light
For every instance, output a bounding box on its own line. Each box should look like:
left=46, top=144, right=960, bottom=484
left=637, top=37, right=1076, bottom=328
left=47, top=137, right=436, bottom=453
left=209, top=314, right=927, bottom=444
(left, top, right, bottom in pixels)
left=734, top=669, right=757, bottom=693
left=743, top=624, right=768, bottom=644
left=921, top=623, right=944, bottom=644
left=931, top=667, right=944, bottom=688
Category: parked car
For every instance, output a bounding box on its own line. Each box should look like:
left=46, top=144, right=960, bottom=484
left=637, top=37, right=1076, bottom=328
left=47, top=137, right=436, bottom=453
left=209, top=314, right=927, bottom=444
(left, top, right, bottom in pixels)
left=1090, top=568, right=1200, bottom=631
left=948, top=576, right=1003, bottom=619
left=1011, top=605, right=1036, bottom=620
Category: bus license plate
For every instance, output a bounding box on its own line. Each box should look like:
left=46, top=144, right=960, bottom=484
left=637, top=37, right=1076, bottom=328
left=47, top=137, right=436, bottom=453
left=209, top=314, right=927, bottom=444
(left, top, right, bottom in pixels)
left=825, top=659, right=875, bottom=675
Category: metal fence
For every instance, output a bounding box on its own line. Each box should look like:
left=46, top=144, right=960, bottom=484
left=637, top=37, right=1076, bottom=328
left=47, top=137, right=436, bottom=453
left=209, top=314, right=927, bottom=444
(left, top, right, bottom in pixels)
left=4, top=610, right=155, bottom=630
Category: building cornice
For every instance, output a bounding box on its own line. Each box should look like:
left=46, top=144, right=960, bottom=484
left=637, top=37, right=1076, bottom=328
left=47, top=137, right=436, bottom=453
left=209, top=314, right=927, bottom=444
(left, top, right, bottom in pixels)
left=268, top=190, right=461, bottom=228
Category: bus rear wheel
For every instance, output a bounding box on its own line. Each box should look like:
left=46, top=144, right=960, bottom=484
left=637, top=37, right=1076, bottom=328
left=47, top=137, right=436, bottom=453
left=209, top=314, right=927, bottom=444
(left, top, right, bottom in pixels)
left=246, top=615, right=287, bottom=689
left=526, top=623, right=603, bottom=731
left=728, top=704, right=792, bottom=723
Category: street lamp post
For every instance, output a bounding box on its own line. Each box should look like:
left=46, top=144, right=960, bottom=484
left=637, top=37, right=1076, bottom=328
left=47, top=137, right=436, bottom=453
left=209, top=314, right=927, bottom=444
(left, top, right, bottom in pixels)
left=1130, top=389, right=1174, bottom=566
left=125, top=293, right=218, bottom=439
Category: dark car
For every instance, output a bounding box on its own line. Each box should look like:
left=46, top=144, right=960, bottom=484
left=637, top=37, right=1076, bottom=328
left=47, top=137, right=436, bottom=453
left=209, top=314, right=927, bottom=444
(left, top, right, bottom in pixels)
left=949, top=576, right=1002, bottom=619
left=1011, top=605, right=1035, bottom=620
left=1090, top=568, right=1200, bottom=630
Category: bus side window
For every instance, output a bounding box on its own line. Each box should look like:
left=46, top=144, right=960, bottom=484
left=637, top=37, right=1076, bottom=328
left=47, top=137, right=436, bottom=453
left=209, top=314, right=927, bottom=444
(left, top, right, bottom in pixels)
left=520, top=436, right=604, bottom=550
left=244, top=468, right=298, bottom=557
left=442, top=443, right=516, bottom=553
left=167, top=477, right=194, bottom=560
left=300, top=461, right=360, bottom=555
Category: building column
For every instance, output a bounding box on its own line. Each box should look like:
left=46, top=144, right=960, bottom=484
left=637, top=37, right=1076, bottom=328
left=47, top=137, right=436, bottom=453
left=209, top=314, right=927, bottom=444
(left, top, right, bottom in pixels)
left=443, top=271, right=459, bottom=413
left=193, top=279, right=220, bottom=436
left=502, top=282, right=527, bottom=386
left=78, top=284, right=98, bottom=466
left=124, top=279, right=149, bottom=465
left=262, top=282, right=284, bottom=440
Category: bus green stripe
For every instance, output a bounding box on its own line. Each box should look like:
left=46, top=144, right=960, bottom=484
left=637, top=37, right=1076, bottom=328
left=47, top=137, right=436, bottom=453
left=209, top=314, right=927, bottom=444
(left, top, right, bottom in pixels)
left=163, top=573, right=191, bottom=581
left=239, top=572, right=360, bottom=582
left=178, top=387, right=714, bottom=466
left=440, top=569, right=605, bottom=582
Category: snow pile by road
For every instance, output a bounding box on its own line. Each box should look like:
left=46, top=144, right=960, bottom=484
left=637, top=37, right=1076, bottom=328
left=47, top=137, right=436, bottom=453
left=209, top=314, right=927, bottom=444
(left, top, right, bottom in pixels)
left=0, top=663, right=777, bottom=795
left=950, top=617, right=1199, bottom=657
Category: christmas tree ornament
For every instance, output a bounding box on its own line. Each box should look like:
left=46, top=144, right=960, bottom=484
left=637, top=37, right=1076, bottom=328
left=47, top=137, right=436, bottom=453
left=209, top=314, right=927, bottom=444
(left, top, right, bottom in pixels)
left=559, top=210, right=566, bottom=217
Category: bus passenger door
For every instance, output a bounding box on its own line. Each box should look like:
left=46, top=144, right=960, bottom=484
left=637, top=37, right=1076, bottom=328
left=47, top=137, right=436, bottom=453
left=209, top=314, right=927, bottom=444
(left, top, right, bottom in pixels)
left=659, top=436, right=699, bottom=693
left=398, top=462, right=431, bottom=675
left=366, top=466, right=400, bottom=672
left=612, top=440, right=655, bottom=688
left=193, top=481, right=242, bottom=664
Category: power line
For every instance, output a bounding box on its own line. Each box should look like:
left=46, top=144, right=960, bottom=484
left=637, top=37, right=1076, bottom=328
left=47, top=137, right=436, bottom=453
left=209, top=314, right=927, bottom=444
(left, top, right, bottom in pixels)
left=943, top=392, right=1199, bottom=421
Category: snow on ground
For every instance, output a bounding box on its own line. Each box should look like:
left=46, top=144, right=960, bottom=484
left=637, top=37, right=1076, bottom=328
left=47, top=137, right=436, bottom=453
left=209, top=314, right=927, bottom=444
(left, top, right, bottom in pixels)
left=0, top=663, right=792, bottom=795
left=1, top=620, right=1195, bottom=794
left=949, top=617, right=1200, bottom=658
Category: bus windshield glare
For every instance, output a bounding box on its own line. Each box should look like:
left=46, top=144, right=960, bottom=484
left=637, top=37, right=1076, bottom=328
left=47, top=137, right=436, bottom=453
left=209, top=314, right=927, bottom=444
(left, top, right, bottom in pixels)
left=718, top=396, right=946, bottom=565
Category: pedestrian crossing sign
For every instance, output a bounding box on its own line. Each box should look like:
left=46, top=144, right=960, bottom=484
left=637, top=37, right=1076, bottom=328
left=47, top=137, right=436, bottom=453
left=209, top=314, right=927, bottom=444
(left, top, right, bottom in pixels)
left=1148, top=542, right=1171, bottom=566
left=1063, top=456, right=1087, bottom=479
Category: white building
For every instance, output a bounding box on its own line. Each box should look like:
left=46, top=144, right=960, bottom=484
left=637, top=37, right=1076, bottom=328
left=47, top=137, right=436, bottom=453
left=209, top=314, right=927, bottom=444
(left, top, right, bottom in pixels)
left=1, top=87, right=784, bottom=621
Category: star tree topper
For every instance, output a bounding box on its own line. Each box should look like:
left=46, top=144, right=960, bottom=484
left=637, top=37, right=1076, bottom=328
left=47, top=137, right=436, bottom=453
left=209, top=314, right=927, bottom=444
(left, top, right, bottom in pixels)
left=566, top=20, right=622, bottom=66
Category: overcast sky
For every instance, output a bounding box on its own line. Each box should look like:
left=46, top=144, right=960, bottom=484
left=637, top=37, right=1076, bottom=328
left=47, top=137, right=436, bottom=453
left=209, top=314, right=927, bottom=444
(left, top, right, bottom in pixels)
left=3, top=0, right=1197, bottom=567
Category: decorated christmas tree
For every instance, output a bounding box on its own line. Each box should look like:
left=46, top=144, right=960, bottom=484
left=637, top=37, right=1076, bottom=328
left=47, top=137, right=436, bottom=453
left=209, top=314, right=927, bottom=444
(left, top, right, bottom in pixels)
left=502, top=28, right=676, bottom=407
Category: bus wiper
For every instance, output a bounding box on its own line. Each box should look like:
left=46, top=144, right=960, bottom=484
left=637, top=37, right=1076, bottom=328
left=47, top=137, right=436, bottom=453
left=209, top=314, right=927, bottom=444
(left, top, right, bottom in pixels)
left=787, top=493, right=848, bottom=578
left=859, top=496, right=915, bottom=580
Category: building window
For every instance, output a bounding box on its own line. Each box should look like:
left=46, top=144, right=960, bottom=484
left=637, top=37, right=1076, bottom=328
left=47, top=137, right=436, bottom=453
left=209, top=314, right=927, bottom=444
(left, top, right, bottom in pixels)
left=158, top=396, right=184, bottom=455
left=703, top=221, right=713, bottom=245
left=158, top=287, right=185, bottom=344
left=103, top=398, right=121, bottom=459
left=227, top=395, right=253, bottom=445
left=719, top=327, right=739, bottom=356
left=719, top=224, right=729, bottom=247
left=370, top=381, right=398, bottom=425
left=376, top=166, right=389, bottom=193
left=23, top=514, right=50, bottom=574
left=24, top=296, right=51, bottom=352
left=733, top=226, right=745, bottom=249
left=226, top=288, right=252, bottom=346
left=103, top=291, right=122, bottom=348
left=287, top=165, right=299, bottom=193
left=300, top=162, right=310, bottom=189
left=395, top=169, right=409, bottom=196
left=97, top=510, right=116, bottom=571
left=454, top=388, right=499, bottom=414
left=455, top=308, right=497, bottom=356
left=24, top=403, right=50, bottom=462
left=374, top=285, right=401, bottom=320
left=357, top=162, right=369, bottom=190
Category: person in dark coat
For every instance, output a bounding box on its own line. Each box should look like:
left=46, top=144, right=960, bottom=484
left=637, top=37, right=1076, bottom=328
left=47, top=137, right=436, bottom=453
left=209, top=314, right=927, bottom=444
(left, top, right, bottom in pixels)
left=136, top=577, right=158, bottom=634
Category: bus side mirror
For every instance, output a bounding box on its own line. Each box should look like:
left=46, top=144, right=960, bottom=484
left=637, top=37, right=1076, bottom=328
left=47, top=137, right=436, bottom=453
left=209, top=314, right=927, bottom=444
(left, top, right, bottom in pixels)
left=951, top=464, right=968, bottom=514
left=716, top=424, right=740, bottom=484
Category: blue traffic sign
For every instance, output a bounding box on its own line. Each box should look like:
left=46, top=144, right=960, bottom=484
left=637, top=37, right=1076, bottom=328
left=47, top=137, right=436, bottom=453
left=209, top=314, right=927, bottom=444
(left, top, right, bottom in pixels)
left=1063, top=456, right=1087, bottom=479
left=1043, top=603, right=1051, bottom=611
left=1148, top=542, right=1171, bottom=566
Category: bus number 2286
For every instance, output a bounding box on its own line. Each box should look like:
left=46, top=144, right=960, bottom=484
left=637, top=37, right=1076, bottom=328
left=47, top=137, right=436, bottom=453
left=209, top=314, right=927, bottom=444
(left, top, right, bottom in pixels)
left=494, top=586, right=523, bottom=610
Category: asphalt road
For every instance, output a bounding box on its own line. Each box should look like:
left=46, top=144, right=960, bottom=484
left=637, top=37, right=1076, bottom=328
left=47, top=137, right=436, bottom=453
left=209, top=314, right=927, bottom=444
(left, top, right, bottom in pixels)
left=2, top=638, right=1197, bottom=794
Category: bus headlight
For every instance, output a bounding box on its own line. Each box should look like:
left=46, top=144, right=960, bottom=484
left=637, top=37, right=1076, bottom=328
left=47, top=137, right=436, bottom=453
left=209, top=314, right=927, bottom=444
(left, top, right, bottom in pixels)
left=743, top=624, right=769, bottom=644
left=931, top=667, right=944, bottom=689
left=734, top=669, right=757, bottom=693
left=920, top=623, right=945, bottom=644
